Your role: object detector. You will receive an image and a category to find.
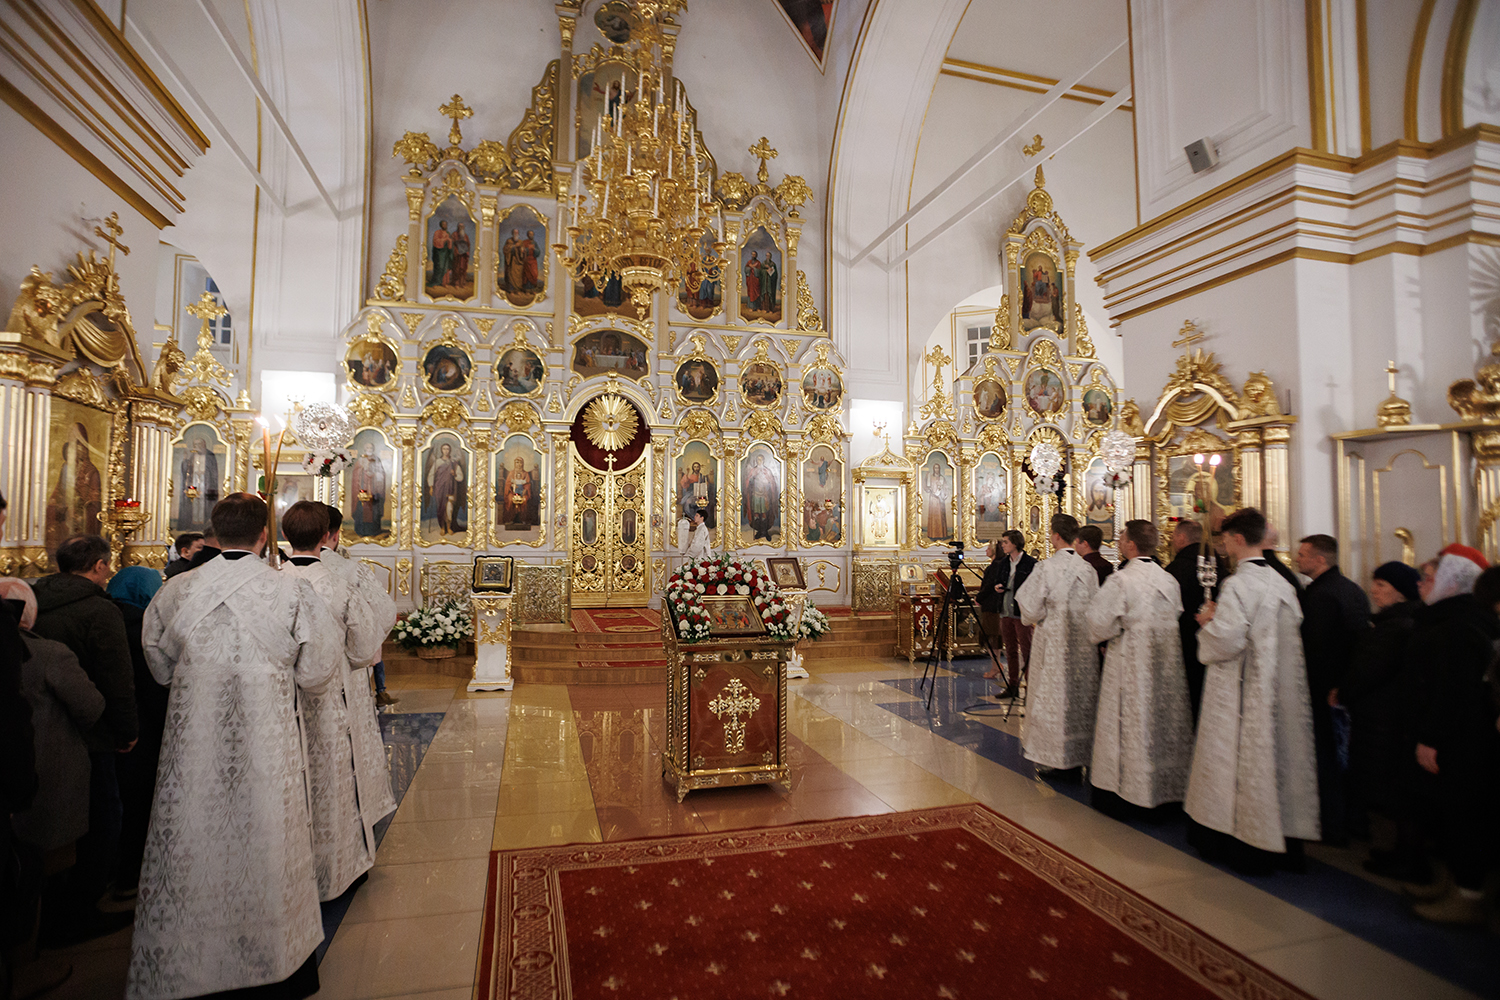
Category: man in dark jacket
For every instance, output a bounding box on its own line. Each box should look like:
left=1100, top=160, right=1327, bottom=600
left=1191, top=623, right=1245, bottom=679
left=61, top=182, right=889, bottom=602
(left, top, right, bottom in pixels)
left=977, top=541, right=1007, bottom=681
left=992, top=530, right=1037, bottom=698
left=1262, top=523, right=1304, bottom=596
left=29, top=534, right=136, bottom=944
left=1074, top=525, right=1114, bottom=585
left=1295, top=534, right=1370, bottom=844
left=1164, top=520, right=1226, bottom=721
left=185, top=524, right=221, bottom=570
left=163, top=531, right=203, bottom=580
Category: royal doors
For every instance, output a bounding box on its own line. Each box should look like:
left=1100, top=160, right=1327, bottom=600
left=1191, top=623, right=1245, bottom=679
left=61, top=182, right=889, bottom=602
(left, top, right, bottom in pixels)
left=568, top=393, right=651, bottom=607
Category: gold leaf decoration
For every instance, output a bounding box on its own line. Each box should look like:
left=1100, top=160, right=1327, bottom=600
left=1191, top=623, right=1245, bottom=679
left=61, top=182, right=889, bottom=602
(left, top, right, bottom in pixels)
left=795, top=270, right=824, bottom=333
left=715, top=172, right=752, bottom=210
left=392, top=131, right=440, bottom=176
left=504, top=60, right=559, bottom=192
left=422, top=397, right=467, bottom=428
left=374, top=235, right=408, bottom=301
left=346, top=393, right=393, bottom=427
left=1072, top=303, right=1095, bottom=359
left=581, top=394, right=638, bottom=452
left=774, top=174, right=813, bottom=218
left=466, top=139, right=512, bottom=182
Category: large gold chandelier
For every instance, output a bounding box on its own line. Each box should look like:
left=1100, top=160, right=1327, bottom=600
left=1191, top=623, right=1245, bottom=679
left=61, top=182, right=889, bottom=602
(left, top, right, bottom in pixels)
left=554, top=0, right=725, bottom=317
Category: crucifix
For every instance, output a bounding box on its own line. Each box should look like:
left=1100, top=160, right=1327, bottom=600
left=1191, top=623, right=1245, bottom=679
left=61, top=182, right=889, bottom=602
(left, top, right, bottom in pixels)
left=440, top=94, right=474, bottom=148
left=93, top=212, right=131, bottom=269
left=749, top=136, right=778, bottom=186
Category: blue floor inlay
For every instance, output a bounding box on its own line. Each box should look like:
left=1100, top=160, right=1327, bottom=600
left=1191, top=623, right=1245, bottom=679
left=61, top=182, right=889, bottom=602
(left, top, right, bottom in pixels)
left=877, top=662, right=1500, bottom=999
left=317, top=710, right=445, bottom=960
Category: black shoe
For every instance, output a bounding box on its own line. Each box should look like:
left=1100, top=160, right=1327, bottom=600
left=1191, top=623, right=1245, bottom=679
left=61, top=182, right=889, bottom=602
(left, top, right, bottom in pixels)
left=40, top=907, right=134, bottom=948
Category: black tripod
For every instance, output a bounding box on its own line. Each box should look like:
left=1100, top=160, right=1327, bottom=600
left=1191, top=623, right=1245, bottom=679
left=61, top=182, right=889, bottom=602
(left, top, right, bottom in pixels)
left=917, top=543, right=1000, bottom=710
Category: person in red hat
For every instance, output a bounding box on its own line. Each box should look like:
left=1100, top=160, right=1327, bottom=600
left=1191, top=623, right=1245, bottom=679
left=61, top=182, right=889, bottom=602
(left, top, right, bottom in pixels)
left=1402, top=543, right=1498, bottom=925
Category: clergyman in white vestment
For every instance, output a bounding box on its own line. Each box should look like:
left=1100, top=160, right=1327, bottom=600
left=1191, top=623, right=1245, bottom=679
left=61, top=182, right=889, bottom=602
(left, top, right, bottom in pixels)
left=279, top=501, right=399, bottom=901
left=128, top=494, right=341, bottom=1000
left=1184, top=507, right=1320, bottom=866
left=679, top=510, right=713, bottom=561
left=1016, top=513, right=1101, bottom=770
left=1086, top=519, right=1194, bottom=810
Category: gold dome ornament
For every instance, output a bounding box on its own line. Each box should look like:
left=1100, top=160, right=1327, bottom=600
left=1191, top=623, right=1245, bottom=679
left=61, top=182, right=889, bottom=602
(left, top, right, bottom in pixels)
left=581, top=394, right=639, bottom=452
left=1376, top=359, right=1413, bottom=428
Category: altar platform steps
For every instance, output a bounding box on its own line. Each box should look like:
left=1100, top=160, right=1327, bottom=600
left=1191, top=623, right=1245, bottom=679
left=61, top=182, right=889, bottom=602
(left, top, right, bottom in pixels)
left=382, top=611, right=898, bottom=685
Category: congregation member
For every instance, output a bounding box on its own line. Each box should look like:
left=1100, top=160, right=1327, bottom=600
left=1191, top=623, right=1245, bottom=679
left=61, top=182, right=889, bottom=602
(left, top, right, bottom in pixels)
left=280, top=501, right=398, bottom=900
left=29, top=534, right=137, bottom=944
left=185, top=524, right=221, bottom=570
left=990, top=529, right=1036, bottom=697
left=128, top=494, right=340, bottom=1000
left=105, top=566, right=165, bottom=899
left=1402, top=547, right=1498, bottom=924
left=1184, top=507, right=1320, bottom=875
left=977, top=541, right=1008, bottom=682
left=1074, top=524, right=1114, bottom=585
left=1295, top=533, right=1370, bottom=844
left=163, top=532, right=203, bottom=580
left=1086, top=520, right=1194, bottom=816
left=1333, top=561, right=1421, bottom=864
left=0, top=493, right=39, bottom=997
left=319, top=505, right=400, bottom=706
left=1164, top=519, right=1224, bottom=721
left=1016, top=514, right=1100, bottom=775
left=2, top=576, right=101, bottom=996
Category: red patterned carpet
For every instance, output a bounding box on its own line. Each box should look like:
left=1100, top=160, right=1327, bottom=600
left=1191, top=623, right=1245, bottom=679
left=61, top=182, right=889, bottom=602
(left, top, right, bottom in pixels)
left=570, top=608, right=661, bottom=634
left=476, top=804, right=1314, bottom=1000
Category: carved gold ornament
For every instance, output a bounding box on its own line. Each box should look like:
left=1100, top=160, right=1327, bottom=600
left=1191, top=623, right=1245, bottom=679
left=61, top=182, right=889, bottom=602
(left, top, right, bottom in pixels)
left=708, top=678, right=761, bottom=755
left=374, top=235, right=408, bottom=301
left=795, top=270, right=824, bottom=332
left=393, top=131, right=441, bottom=176
left=716, top=172, right=752, bottom=210
left=774, top=174, right=812, bottom=217
left=581, top=394, right=638, bottom=451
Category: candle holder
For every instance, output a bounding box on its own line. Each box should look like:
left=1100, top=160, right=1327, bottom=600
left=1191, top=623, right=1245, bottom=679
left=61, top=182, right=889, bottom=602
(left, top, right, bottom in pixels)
left=98, top=505, right=153, bottom=569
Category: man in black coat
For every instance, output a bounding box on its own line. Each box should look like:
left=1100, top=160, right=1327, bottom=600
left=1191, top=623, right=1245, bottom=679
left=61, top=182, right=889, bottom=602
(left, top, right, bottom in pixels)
left=185, top=524, right=221, bottom=570
left=976, top=541, right=1007, bottom=681
left=29, top=534, right=136, bottom=944
left=1262, top=523, right=1304, bottom=596
left=1295, top=534, right=1371, bottom=845
left=1163, top=520, right=1226, bottom=722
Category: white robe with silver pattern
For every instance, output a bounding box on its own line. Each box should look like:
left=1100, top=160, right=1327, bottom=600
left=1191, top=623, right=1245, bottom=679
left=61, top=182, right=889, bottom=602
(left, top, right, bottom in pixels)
left=1016, top=548, right=1100, bottom=769
left=128, top=556, right=340, bottom=1000
left=1184, top=560, right=1321, bottom=852
left=321, top=548, right=400, bottom=827
left=1087, top=557, right=1194, bottom=807
left=281, top=559, right=398, bottom=900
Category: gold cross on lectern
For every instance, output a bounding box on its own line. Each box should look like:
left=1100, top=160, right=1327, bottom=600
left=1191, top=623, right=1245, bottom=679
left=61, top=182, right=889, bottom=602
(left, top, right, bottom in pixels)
left=440, top=94, right=473, bottom=147
left=93, top=212, right=131, bottom=268
left=749, top=137, right=778, bottom=186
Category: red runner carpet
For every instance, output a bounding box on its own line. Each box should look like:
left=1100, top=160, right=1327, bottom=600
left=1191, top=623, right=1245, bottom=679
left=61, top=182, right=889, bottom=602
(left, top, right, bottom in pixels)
left=476, top=804, right=1313, bottom=1000
left=570, top=608, right=661, bottom=634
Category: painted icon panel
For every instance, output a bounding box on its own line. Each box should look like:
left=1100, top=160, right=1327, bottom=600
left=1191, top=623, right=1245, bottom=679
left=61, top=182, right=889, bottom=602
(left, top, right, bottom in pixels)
left=801, top=444, right=843, bottom=545
left=738, top=227, right=783, bottom=324
left=420, top=432, right=469, bottom=543
left=739, top=442, right=783, bottom=545
left=45, top=400, right=110, bottom=553
left=496, top=347, right=546, bottom=396
left=496, top=206, right=548, bottom=307
left=571, top=329, right=650, bottom=380
left=425, top=196, right=476, bottom=301
left=345, top=428, right=394, bottom=541
left=919, top=451, right=955, bottom=545
left=494, top=434, right=542, bottom=543
left=674, top=440, right=719, bottom=529
left=1020, top=251, right=1063, bottom=331
left=168, top=423, right=226, bottom=536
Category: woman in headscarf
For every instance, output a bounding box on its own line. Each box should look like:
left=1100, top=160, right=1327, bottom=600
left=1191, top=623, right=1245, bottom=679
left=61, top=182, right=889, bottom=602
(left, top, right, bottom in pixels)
left=105, top=566, right=163, bottom=899
left=1334, top=561, right=1421, bottom=862
left=1400, top=545, right=1499, bottom=923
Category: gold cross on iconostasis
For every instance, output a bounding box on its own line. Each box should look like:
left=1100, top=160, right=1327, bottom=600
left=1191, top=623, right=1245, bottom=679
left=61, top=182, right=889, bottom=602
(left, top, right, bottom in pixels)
left=749, top=136, right=778, bottom=186
left=1172, top=319, right=1205, bottom=350
left=440, top=94, right=473, bottom=147
left=183, top=291, right=232, bottom=388
left=93, top=212, right=131, bottom=269
left=185, top=291, right=228, bottom=351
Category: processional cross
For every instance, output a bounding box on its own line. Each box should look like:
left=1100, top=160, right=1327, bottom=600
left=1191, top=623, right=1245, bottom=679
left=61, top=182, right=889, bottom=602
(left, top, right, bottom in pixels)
left=708, top=678, right=761, bottom=755
left=440, top=94, right=473, bottom=148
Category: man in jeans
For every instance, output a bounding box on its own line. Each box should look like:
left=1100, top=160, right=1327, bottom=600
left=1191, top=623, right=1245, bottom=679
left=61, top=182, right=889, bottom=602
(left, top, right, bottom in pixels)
left=29, top=533, right=136, bottom=944
left=992, top=529, right=1037, bottom=699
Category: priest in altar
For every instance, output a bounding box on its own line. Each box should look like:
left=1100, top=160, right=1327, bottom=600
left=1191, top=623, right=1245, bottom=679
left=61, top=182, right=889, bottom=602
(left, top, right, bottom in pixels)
left=278, top=501, right=398, bottom=901
left=1086, top=518, right=1195, bottom=815
left=679, top=509, right=713, bottom=561
left=1184, top=506, right=1320, bottom=875
left=130, top=493, right=341, bottom=1000
left=1016, top=513, right=1101, bottom=773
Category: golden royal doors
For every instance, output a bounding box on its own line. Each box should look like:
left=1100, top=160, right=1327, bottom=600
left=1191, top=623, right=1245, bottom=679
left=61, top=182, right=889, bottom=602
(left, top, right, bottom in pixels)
left=569, top=389, right=651, bottom=607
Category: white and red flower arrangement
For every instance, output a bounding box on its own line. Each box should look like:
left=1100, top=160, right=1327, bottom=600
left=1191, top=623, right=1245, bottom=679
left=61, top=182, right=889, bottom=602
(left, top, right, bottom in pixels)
left=665, top=553, right=794, bottom=643
left=301, top=448, right=354, bottom=477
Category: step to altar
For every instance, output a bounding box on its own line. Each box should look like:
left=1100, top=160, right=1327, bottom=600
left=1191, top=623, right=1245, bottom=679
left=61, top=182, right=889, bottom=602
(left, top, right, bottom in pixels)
left=382, top=611, right=898, bottom=685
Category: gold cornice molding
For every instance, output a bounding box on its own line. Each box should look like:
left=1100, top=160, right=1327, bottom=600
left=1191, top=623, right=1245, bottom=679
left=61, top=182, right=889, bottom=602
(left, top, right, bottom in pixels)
left=1441, top=0, right=1479, bottom=137
left=938, top=58, right=1134, bottom=112
left=64, top=0, right=209, bottom=151
left=0, top=76, right=170, bottom=228
left=1090, top=126, right=1500, bottom=263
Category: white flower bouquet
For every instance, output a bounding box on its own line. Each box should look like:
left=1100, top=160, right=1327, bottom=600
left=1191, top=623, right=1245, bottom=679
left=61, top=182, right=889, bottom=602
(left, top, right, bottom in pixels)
left=394, top=599, right=474, bottom=651
left=665, top=553, right=796, bottom=643
left=302, top=448, right=354, bottom=477
left=799, top=603, right=832, bottom=641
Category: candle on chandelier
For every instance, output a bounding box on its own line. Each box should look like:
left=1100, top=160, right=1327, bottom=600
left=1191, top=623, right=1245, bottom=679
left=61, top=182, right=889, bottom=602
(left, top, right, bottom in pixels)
left=626, top=142, right=632, bottom=175
left=653, top=180, right=659, bottom=215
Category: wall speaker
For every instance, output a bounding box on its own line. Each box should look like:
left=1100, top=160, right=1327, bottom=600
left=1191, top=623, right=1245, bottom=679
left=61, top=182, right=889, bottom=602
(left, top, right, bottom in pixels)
left=1184, top=138, right=1219, bottom=174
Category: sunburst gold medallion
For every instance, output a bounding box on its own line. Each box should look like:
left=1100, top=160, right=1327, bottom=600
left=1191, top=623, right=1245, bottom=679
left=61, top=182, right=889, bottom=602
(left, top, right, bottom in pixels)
left=581, top=395, right=639, bottom=452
